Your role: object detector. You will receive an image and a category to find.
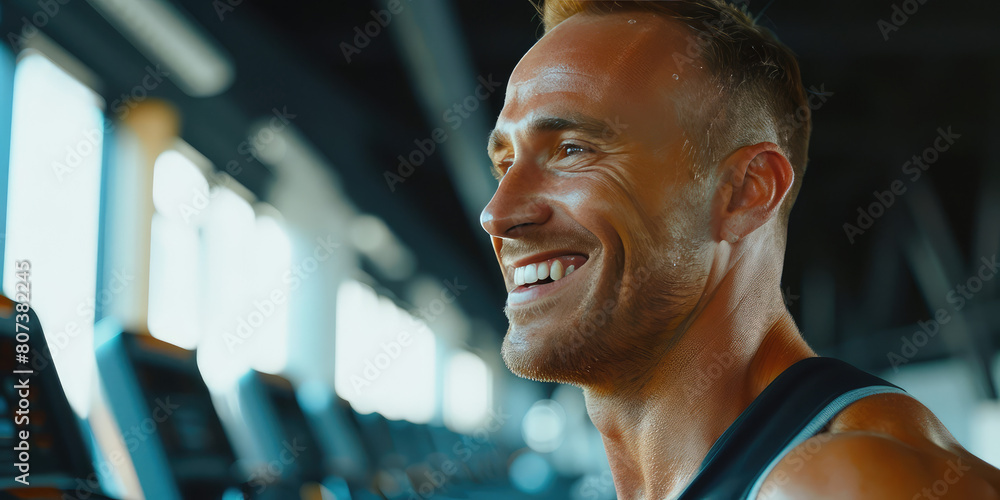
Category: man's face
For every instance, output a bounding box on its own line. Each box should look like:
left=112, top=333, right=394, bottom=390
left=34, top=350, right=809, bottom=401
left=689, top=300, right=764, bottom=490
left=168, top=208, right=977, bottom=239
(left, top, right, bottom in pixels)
left=482, top=12, right=716, bottom=385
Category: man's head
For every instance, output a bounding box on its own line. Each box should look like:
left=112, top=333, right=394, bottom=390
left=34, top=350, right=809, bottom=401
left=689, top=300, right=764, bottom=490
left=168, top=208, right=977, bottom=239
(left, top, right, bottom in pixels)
left=481, top=0, right=810, bottom=387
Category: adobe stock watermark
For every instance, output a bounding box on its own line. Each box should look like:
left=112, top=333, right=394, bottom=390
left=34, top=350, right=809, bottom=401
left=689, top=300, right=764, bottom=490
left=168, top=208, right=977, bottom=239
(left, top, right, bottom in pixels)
left=384, top=74, right=503, bottom=192
left=843, top=126, right=960, bottom=244
left=878, top=0, right=932, bottom=41
left=212, top=0, right=244, bottom=21
left=576, top=470, right=616, bottom=500
left=757, top=432, right=836, bottom=499
left=172, top=107, right=296, bottom=224
left=53, top=65, right=170, bottom=183
left=775, top=84, right=834, bottom=138
left=682, top=349, right=736, bottom=399
left=221, top=106, right=297, bottom=185
left=663, top=0, right=831, bottom=138
left=121, top=397, right=182, bottom=451
left=670, top=0, right=749, bottom=76
left=406, top=406, right=511, bottom=500
left=6, top=0, right=72, bottom=52
left=223, top=235, right=341, bottom=352
left=911, top=458, right=972, bottom=500
left=68, top=397, right=181, bottom=499
left=781, top=286, right=800, bottom=307
left=175, top=174, right=237, bottom=225
left=245, top=439, right=308, bottom=495
left=887, top=254, right=998, bottom=372
left=349, top=278, right=468, bottom=393
left=26, top=268, right=134, bottom=377
left=557, top=266, right=653, bottom=353
left=340, top=0, right=412, bottom=63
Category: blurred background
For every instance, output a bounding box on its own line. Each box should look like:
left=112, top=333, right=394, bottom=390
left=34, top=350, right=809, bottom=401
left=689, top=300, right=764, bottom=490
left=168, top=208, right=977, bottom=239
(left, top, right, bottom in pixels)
left=0, top=0, right=998, bottom=498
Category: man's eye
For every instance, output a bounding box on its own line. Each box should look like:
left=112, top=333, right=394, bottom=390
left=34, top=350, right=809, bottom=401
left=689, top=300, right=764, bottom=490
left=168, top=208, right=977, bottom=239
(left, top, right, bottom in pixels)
left=560, top=143, right=589, bottom=156
left=494, top=160, right=512, bottom=178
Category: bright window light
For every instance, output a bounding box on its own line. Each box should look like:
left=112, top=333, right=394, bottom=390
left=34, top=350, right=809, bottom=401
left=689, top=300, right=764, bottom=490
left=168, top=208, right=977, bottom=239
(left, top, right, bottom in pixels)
left=150, top=149, right=209, bottom=222
left=147, top=214, right=200, bottom=348
left=335, top=280, right=436, bottom=423
left=245, top=213, right=291, bottom=374
left=443, top=350, right=492, bottom=433
left=147, top=149, right=207, bottom=349
left=971, top=401, right=1000, bottom=468
left=2, top=52, right=105, bottom=416
left=196, top=186, right=256, bottom=391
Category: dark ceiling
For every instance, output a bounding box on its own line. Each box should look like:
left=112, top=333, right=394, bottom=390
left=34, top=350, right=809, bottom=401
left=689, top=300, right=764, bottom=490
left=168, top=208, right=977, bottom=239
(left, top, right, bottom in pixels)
left=3, top=0, right=998, bottom=392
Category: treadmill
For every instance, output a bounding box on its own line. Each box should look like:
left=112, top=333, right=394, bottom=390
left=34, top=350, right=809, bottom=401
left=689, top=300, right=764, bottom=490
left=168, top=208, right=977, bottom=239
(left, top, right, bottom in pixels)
left=96, top=327, right=265, bottom=499
left=0, top=295, right=115, bottom=499
left=233, top=371, right=383, bottom=499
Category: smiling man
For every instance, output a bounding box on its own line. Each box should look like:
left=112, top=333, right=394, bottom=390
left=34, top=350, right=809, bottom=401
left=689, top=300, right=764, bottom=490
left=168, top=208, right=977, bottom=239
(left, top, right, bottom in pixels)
left=479, top=1, right=1000, bottom=498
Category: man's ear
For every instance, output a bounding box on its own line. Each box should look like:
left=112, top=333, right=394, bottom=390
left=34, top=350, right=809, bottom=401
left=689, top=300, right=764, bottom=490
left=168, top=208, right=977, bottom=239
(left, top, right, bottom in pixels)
left=713, top=142, right=794, bottom=243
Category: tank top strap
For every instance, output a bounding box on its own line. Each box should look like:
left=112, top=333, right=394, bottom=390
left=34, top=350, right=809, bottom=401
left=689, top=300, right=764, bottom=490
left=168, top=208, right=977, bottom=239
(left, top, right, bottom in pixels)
left=677, top=356, right=907, bottom=499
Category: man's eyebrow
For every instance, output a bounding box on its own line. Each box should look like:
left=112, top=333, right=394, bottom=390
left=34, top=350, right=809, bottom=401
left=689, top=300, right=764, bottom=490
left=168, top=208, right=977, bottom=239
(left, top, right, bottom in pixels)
left=487, top=129, right=509, bottom=158
left=531, top=114, right=618, bottom=141
left=487, top=114, right=619, bottom=157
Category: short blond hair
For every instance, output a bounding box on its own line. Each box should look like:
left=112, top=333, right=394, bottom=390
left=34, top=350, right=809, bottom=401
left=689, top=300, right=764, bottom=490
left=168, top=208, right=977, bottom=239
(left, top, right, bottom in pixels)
left=536, top=0, right=811, bottom=223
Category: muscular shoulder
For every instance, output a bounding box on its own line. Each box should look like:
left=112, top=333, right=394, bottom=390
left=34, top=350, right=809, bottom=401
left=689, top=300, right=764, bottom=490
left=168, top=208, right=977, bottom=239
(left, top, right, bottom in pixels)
left=756, top=393, right=1000, bottom=499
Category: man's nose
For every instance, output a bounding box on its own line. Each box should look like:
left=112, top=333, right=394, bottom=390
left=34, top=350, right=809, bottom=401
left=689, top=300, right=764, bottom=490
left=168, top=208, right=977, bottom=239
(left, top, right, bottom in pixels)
left=480, top=164, right=552, bottom=238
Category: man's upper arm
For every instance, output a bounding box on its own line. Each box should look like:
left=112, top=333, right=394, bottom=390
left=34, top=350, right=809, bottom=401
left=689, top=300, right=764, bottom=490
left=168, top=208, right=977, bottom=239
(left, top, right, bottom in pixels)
left=755, top=432, right=1000, bottom=500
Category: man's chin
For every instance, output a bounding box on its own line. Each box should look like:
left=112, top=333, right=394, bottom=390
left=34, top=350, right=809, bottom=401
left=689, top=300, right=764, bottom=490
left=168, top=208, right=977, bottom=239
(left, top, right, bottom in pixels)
left=500, top=334, right=549, bottom=382
left=500, top=329, right=595, bottom=386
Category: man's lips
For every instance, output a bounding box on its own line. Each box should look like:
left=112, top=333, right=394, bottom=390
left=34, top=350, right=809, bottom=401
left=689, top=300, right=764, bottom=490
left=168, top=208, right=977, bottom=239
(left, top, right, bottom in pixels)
left=506, top=254, right=588, bottom=305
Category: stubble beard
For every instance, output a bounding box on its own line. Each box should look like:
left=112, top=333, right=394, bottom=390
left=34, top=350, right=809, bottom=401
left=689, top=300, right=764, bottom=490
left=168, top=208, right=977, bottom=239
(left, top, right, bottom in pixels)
left=500, top=242, right=707, bottom=389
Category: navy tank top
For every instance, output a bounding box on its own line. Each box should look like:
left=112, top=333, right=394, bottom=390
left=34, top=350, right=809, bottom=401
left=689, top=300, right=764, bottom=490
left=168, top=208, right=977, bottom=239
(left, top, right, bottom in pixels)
left=676, top=356, right=908, bottom=499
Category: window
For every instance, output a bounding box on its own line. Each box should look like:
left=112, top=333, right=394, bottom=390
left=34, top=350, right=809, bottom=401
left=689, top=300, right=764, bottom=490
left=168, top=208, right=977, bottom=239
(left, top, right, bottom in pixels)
left=443, top=350, right=491, bottom=433
left=147, top=149, right=208, bottom=349
left=2, top=52, right=105, bottom=416
left=335, top=279, right=436, bottom=423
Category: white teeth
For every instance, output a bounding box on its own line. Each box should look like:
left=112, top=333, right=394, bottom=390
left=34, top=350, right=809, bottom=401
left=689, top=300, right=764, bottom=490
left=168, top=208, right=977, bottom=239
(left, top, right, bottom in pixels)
left=523, top=263, right=538, bottom=284
left=550, top=260, right=564, bottom=281
left=537, top=261, right=549, bottom=280
left=512, top=257, right=581, bottom=288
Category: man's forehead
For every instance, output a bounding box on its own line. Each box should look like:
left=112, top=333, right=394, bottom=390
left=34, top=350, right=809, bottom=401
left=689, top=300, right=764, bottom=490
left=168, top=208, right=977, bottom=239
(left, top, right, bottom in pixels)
left=500, top=11, right=699, bottom=122
left=497, top=12, right=698, bottom=143
left=504, top=65, right=612, bottom=110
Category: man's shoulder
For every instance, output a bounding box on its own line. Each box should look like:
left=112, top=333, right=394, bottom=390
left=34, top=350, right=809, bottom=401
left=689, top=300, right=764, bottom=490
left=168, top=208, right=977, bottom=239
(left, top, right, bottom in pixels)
left=758, top=431, right=999, bottom=499
left=756, top=392, right=1000, bottom=499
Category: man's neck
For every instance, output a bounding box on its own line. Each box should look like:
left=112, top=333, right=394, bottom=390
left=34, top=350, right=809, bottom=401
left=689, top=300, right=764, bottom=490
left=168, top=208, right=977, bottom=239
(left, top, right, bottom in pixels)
left=582, top=241, right=816, bottom=499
